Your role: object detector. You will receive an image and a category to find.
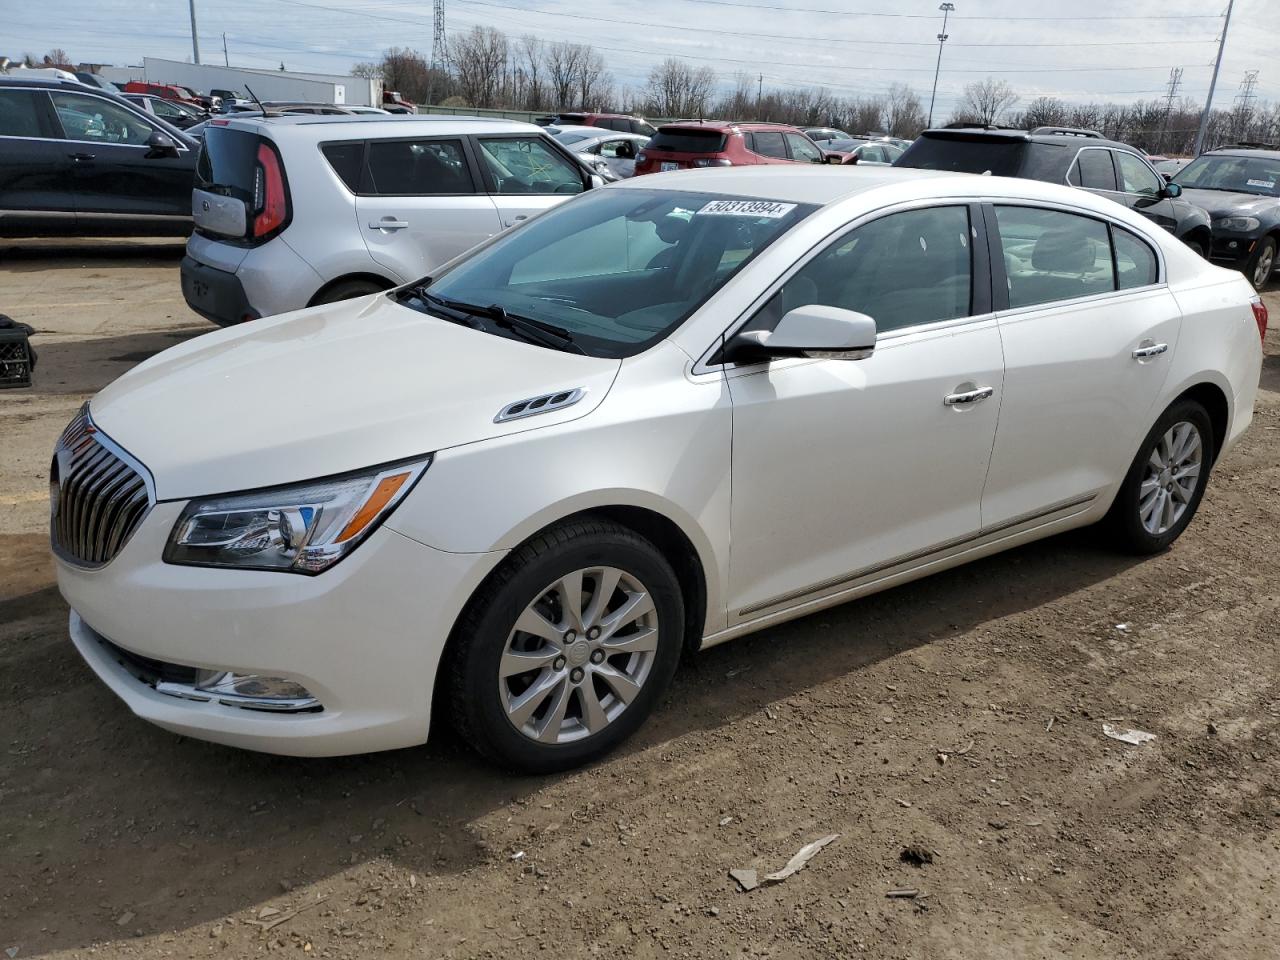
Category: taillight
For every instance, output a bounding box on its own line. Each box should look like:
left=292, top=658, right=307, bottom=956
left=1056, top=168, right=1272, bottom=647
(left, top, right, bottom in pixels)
left=1251, top=295, right=1268, bottom=342
left=635, top=151, right=647, bottom=165
left=251, top=142, right=288, bottom=239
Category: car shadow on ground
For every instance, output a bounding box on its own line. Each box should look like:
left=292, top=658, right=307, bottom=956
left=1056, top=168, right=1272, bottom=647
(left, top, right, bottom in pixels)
left=22, top=328, right=210, bottom=396
left=0, top=524, right=1144, bottom=953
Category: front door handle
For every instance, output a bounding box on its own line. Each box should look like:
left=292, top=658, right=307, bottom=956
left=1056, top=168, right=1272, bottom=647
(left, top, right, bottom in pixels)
left=944, top=386, right=994, bottom=406
left=368, top=218, right=409, bottom=230
left=1132, top=342, right=1168, bottom=360
left=68, top=152, right=95, bottom=162
left=503, top=215, right=528, bottom=228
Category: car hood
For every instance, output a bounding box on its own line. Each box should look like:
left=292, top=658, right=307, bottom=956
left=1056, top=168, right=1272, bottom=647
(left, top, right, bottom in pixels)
left=90, top=294, right=622, bottom=500
left=1177, top=188, right=1279, bottom=220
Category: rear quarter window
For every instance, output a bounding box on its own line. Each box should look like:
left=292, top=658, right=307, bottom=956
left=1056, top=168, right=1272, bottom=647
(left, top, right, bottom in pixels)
left=321, top=141, right=364, bottom=191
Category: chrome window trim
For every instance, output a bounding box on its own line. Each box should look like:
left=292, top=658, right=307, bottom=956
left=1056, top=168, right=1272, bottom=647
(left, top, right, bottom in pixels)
left=45, top=90, right=192, bottom=153
left=691, top=195, right=985, bottom=375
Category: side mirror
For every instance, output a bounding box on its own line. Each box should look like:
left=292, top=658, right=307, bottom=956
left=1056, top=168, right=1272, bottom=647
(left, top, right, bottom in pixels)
left=723, top=305, right=877, bottom=365
left=588, top=172, right=606, bottom=189
left=145, top=129, right=179, bottom=158
left=823, top=153, right=840, bottom=164
left=1161, top=181, right=1183, bottom=198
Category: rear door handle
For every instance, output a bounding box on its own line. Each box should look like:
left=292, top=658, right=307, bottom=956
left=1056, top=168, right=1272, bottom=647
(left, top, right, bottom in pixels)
left=368, top=218, right=409, bottom=230
left=944, top=386, right=994, bottom=406
left=68, top=152, right=95, bottom=162
left=503, top=215, right=528, bottom=228
left=1132, top=342, right=1168, bottom=360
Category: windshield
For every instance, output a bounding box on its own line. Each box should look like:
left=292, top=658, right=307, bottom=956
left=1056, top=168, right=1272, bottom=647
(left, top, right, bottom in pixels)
left=896, top=135, right=1027, bottom=176
left=404, top=188, right=816, bottom=358
left=1173, top=154, right=1280, bottom=197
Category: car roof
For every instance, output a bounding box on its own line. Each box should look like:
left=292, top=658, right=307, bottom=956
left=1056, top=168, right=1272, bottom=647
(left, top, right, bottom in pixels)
left=1205, top=146, right=1280, bottom=160
left=658, top=120, right=801, bottom=133
left=919, top=127, right=1142, bottom=153
left=215, top=113, right=546, bottom=138
left=553, top=124, right=613, bottom=135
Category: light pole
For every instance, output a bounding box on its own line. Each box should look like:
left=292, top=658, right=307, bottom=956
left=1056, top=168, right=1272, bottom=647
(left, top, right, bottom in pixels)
left=1193, top=0, right=1235, bottom=156
left=188, top=0, right=201, bottom=64
left=927, top=2, right=954, bottom=129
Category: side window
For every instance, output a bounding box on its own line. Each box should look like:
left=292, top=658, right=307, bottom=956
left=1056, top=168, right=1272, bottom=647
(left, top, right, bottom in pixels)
left=321, top=141, right=364, bottom=192
left=0, top=90, right=46, bottom=138
left=50, top=92, right=154, bottom=145
left=995, top=206, right=1115, bottom=308
left=1116, top=152, right=1162, bottom=197
left=863, top=145, right=887, bottom=164
left=599, top=139, right=628, bottom=159
left=785, top=133, right=822, bottom=163
left=752, top=131, right=787, bottom=159
left=476, top=137, right=584, bottom=195
left=365, top=138, right=474, bottom=195
left=748, top=206, right=973, bottom=336
left=1072, top=149, right=1119, bottom=191
left=1114, top=228, right=1159, bottom=290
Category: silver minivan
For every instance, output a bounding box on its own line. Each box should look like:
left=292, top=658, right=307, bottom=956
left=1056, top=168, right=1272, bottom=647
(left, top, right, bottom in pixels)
left=181, top=114, right=602, bottom=325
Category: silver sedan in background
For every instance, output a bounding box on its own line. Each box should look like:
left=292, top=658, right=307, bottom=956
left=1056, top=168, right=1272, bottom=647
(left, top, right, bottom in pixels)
left=551, top=125, right=651, bottom=179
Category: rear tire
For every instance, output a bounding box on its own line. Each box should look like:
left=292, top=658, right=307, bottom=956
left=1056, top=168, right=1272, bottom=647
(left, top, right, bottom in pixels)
left=1247, top=236, right=1276, bottom=291
left=1104, top=399, right=1214, bottom=555
left=445, top=519, right=684, bottom=773
left=310, top=279, right=388, bottom=306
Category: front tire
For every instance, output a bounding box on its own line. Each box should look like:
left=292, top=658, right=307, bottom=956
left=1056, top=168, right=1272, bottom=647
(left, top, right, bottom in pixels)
left=1104, top=400, right=1214, bottom=554
left=446, top=519, right=684, bottom=773
left=1247, top=236, right=1276, bottom=291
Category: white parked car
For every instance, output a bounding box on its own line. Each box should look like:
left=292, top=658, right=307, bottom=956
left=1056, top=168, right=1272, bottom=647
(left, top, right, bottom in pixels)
left=551, top=125, right=651, bottom=180
left=180, top=114, right=602, bottom=325
left=55, top=168, right=1264, bottom=771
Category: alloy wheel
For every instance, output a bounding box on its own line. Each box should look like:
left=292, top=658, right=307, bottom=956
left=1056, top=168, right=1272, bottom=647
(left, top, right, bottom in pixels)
left=499, top=567, right=659, bottom=744
left=1254, top=244, right=1276, bottom=289
left=1139, top=420, right=1202, bottom=536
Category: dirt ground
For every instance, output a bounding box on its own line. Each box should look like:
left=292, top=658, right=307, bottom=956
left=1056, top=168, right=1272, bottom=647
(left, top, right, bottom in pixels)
left=1, top=239, right=1277, bottom=960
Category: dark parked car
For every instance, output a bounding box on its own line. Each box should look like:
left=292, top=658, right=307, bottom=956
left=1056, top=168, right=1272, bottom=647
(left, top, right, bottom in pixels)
left=0, top=77, right=197, bottom=237
left=123, top=92, right=207, bottom=129
left=1170, top=145, right=1280, bottom=290
left=539, top=112, right=656, bottom=136
left=895, top=126, right=1213, bottom=257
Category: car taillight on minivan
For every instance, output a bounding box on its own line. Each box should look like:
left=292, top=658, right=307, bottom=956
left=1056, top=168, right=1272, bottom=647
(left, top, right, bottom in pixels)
left=1251, top=295, right=1268, bottom=342
left=251, top=142, right=288, bottom=240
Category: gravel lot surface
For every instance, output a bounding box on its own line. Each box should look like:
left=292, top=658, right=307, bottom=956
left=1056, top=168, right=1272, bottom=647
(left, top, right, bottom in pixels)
left=1, top=239, right=1277, bottom=959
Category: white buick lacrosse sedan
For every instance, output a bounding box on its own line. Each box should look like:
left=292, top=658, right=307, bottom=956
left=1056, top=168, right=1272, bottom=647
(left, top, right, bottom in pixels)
left=53, top=167, right=1265, bottom=771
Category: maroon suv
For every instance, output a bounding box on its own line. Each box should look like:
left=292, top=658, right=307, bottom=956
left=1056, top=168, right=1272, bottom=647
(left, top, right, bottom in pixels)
left=633, top=121, right=832, bottom=175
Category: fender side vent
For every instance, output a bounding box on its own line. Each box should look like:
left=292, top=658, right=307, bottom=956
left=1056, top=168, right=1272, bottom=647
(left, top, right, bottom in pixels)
left=495, top=387, right=586, bottom=423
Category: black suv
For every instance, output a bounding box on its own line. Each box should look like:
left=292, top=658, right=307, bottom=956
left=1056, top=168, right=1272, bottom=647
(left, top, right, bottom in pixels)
left=1170, top=144, right=1280, bottom=290
left=896, top=126, right=1212, bottom=257
left=0, top=76, right=197, bottom=237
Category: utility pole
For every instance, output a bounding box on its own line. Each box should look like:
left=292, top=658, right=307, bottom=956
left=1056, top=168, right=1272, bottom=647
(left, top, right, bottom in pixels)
left=1158, top=67, right=1182, bottom=153
left=222, top=32, right=229, bottom=67
left=1193, top=0, right=1234, bottom=157
left=188, top=0, right=201, bottom=64
left=757, top=72, right=763, bottom=118
left=927, top=3, right=954, bottom=129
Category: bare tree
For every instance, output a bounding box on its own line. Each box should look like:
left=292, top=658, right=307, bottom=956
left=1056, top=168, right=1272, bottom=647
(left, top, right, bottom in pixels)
left=884, top=84, right=926, bottom=138
left=518, top=35, right=546, bottom=111
left=959, top=77, right=1020, bottom=126
left=645, top=58, right=716, bottom=118
left=351, top=62, right=382, bottom=80
left=1019, top=96, right=1067, bottom=130
left=379, top=47, right=430, bottom=103
left=546, top=41, right=585, bottom=108
left=44, top=48, right=71, bottom=67
left=845, top=96, right=885, bottom=135
left=576, top=47, right=611, bottom=110
left=450, top=26, right=508, bottom=108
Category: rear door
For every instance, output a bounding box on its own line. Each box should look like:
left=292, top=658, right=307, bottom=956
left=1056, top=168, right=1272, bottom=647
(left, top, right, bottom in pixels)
left=472, top=134, right=587, bottom=229
left=47, top=89, right=194, bottom=231
left=355, top=136, right=502, bottom=280
left=982, top=203, right=1181, bottom=526
left=0, top=87, right=76, bottom=235
left=748, top=130, right=790, bottom=165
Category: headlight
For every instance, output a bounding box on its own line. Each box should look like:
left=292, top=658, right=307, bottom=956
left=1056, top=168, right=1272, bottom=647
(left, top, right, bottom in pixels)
left=1213, top=216, right=1260, bottom=232
left=164, top=457, right=430, bottom=574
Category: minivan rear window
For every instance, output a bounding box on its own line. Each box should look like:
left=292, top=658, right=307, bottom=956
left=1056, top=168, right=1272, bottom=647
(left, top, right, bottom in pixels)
left=196, top=127, right=262, bottom=202
left=647, top=128, right=728, bottom=154
left=896, top=134, right=1027, bottom=177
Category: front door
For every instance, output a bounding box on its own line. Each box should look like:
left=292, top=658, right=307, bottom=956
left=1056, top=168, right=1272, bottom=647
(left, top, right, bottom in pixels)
left=356, top=136, right=502, bottom=281
left=725, top=203, right=1004, bottom=621
left=1114, top=150, right=1178, bottom=235
left=48, top=90, right=194, bottom=230
left=981, top=203, right=1182, bottom=527
left=472, top=134, right=589, bottom=230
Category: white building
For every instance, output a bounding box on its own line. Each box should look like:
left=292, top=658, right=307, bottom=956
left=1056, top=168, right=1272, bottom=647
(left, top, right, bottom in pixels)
left=97, top=58, right=380, bottom=106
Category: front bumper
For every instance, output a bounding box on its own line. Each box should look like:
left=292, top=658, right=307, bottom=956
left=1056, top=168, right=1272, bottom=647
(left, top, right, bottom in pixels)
left=1208, top=234, right=1260, bottom=269
left=58, top=501, right=505, bottom=757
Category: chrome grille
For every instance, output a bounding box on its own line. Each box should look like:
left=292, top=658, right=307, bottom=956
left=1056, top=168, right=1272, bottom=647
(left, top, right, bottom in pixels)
left=50, top=405, right=153, bottom=567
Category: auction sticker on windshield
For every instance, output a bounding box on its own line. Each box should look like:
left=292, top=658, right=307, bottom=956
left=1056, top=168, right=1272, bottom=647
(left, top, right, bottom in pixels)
left=697, top=199, right=798, bottom=218
left=1246, top=179, right=1276, bottom=189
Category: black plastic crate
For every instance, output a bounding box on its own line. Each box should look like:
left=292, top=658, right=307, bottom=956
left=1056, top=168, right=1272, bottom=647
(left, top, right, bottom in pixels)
left=0, top=328, right=33, bottom=389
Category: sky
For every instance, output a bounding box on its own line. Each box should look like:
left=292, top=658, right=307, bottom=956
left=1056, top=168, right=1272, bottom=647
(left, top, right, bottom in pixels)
left=6, top=0, right=1278, bottom=118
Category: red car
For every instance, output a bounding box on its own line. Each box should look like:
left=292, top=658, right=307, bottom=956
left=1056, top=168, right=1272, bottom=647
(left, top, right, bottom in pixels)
left=122, top=80, right=204, bottom=109
left=382, top=90, right=418, bottom=114
left=550, top=112, right=656, bottom=136
left=633, top=121, right=833, bottom=175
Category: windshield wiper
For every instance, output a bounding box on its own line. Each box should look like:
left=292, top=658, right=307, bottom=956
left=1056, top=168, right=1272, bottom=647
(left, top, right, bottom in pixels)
left=428, top=296, right=585, bottom=354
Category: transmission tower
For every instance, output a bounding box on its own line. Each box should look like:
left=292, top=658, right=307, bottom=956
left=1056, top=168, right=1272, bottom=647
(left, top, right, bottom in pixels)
left=427, top=0, right=446, bottom=107
left=1158, top=67, right=1182, bottom=153
left=1232, top=69, right=1260, bottom=141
